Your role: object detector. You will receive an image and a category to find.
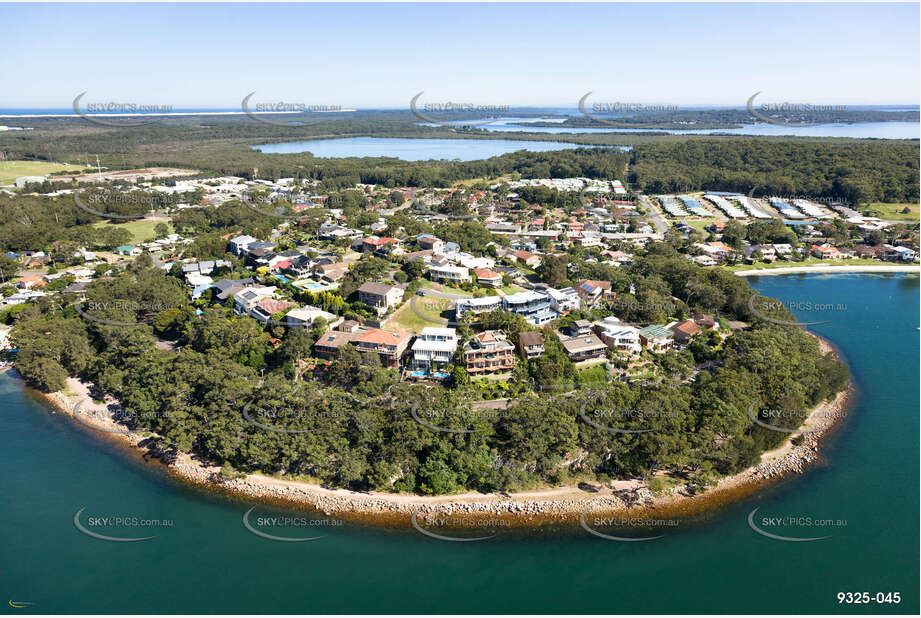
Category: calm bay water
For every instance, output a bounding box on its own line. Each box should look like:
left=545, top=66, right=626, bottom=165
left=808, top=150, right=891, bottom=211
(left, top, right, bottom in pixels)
left=252, top=137, right=626, bottom=161
left=1, top=273, right=917, bottom=614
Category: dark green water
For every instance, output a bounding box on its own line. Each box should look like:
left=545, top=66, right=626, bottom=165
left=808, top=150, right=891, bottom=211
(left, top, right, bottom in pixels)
left=2, top=273, right=918, bottom=614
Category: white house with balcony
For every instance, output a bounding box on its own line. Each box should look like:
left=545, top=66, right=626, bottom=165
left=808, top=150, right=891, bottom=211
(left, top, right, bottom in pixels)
left=411, top=327, right=458, bottom=371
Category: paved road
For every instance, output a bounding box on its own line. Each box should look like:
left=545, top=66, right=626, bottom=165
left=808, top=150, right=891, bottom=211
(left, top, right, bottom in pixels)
left=637, top=193, right=669, bottom=236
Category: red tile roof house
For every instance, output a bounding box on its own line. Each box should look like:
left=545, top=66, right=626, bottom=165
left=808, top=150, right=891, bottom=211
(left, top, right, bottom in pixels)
left=513, top=250, right=541, bottom=267
left=473, top=268, right=502, bottom=288
left=250, top=298, right=297, bottom=324
left=669, top=319, right=700, bottom=345
left=17, top=274, right=46, bottom=289
left=361, top=237, right=397, bottom=253
left=811, top=244, right=843, bottom=260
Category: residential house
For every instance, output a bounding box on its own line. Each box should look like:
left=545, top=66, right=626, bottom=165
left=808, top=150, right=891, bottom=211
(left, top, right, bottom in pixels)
left=567, top=319, right=593, bottom=337
left=210, top=278, right=254, bottom=301
left=411, top=327, right=458, bottom=371
left=692, top=314, right=718, bottom=330
left=811, top=244, right=843, bottom=260
left=116, top=245, right=141, bottom=257
left=233, top=286, right=277, bottom=315
left=361, top=237, right=396, bottom=253
left=669, top=319, right=700, bottom=345
left=512, top=250, right=540, bottom=267
left=502, top=290, right=557, bottom=325
left=561, top=334, right=607, bottom=363
left=315, top=261, right=350, bottom=282
left=638, top=325, right=674, bottom=353
left=546, top=287, right=580, bottom=313
left=595, top=316, right=641, bottom=354
left=283, top=306, right=338, bottom=329
left=576, top=279, right=613, bottom=307
left=357, top=282, right=404, bottom=314
left=314, top=323, right=408, bottom=367
left=353, top=328, right=411, bottom=368
left=250, top=298, right=297, bottom=324
left=428, top=264, right=470, bottom=284
left=472, top=268, right=502, bottom=288
left=463, top=330, right=516, bottom=376
left=518, top=331, right=546, bottom=360
left=417, top=234, right=444, bottom=253
left=455, top=295, right=503, bottom=317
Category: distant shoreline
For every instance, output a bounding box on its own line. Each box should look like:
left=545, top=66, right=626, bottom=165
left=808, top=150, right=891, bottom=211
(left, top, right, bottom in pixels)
left=16, top=332, right=853, bottom=529
left=734, top=264, right=919, bottom=277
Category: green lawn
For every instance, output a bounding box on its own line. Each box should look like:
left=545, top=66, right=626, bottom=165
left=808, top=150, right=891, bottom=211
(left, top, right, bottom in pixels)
left=500, top=284, right=526, bottom=295
left=726, top=257, right=891, bottom=272
left=387, top=297, right=452, bottom=333
left=0, top=160, right=87, bottom=185
left=863, top=202, right=920, bottom=222
left=93, top=219, right=171, bottom=243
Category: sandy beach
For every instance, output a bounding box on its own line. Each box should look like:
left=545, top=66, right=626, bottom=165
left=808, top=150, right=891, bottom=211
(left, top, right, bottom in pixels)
left=20, top=333, right=853, bottom=529
left=735, top=264, right=919, bottom=277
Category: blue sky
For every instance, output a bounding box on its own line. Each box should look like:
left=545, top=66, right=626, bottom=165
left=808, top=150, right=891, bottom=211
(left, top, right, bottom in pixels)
left=1, top=3, right=918, bottom=108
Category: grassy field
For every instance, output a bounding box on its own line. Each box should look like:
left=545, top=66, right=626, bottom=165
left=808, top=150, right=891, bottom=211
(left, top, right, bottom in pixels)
left=386, top=297, right=453, bottom=333
left=93, top=219, right=171, bottom=243
left=726, top=257, right=888, bottom=272
left=863, top=202, right=920, bottom=222
left=0, top=160, right=86, bottom=185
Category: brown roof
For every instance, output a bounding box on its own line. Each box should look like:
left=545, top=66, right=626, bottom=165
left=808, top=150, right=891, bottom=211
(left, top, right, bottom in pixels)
left=315, top=330, right=359, bottom=349
left=358, top=282, right=398, bottom=296
left=519, top=331, right=545, bottom=347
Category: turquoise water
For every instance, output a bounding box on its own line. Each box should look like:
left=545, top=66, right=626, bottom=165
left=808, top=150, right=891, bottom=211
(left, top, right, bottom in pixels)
left=1, top=273, right=917, bottom=614
left=252, top=137, right=624, bottom=161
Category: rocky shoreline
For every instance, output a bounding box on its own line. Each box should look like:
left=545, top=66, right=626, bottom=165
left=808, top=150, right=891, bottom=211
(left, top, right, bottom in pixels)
left=20, top=333, right=853, bottom=530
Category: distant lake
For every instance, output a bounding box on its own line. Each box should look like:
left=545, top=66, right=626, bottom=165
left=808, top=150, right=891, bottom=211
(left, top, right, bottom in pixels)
left=252, top=136, right=626, bottom=161
left=476, top=118, right=920, bottom=139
